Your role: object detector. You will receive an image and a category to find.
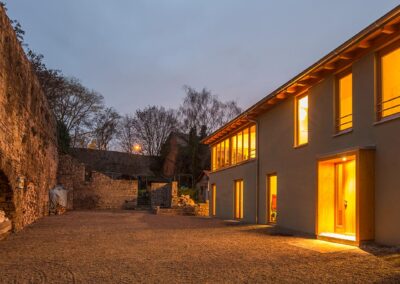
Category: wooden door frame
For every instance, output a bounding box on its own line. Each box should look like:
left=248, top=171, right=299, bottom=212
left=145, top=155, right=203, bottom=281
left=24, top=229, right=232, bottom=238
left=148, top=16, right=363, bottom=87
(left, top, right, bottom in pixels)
left=266, top=173, right=277, bottom=224
left=315, top=147, right=375, bottom=245
left=233, top=180, right=243, bottom=219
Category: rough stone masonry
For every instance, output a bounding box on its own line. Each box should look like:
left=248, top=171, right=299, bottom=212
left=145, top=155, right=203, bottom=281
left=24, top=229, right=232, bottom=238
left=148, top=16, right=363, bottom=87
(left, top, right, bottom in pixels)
left=0, top=6, right=58, bottom=231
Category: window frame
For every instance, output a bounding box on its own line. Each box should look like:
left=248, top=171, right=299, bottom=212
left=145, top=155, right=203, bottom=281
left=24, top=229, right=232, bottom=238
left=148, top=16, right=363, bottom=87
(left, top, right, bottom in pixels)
left=335, top=69, right=353, bottom=133
left=210, top=123, right=257, bottom=172
left=267, top=173, right=278, bottom=224
left=234, top=179, right=244, bottom=220
left=294, top=92, right=309, bottom=147
left=376, top=40, right=400, bottom=122
left=211, top=184, right=217, bottom=216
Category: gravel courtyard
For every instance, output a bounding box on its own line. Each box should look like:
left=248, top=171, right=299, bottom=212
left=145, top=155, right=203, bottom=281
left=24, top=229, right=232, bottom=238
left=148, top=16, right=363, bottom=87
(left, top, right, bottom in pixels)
left=0, top=211, right=399, bottom=283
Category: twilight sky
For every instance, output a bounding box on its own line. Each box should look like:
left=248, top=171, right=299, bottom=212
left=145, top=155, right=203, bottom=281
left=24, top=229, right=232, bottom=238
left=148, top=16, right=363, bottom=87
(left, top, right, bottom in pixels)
left=4, top=1, right=400, bottom=114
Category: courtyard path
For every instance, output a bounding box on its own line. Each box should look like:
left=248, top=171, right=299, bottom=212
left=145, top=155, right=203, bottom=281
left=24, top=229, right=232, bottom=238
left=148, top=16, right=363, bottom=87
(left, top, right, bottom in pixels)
left=0, top=210, right=399, bottom=283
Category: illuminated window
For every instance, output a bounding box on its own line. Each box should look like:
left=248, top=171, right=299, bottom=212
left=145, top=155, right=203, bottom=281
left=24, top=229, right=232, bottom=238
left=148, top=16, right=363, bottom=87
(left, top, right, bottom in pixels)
left=231, top=135, right=237, bottom=165
left=237, top=131, right=243, bottom=163
left=379, top=43, right=400, bottom=119
left=220, top=141, right=225, bottom=167
left=211, top=124, right=256, bottom=171
left=243, top=128, right=249, bottom=160
left=224, top=138, right=230, bottom=166
left=234, top=180, right=244, bottom=219
left=212, top=146, right=216, bottom=171
left=336, top=72, right=353, bottom=131
left=250, top=125, right=256, bottom=158
left=216, top=143, right=221, bottom=169
left=267, top=174, right=277, bottom=223
left=295, top=94, right=309, bottom=146
left=212, top=184, right=216, bottom=216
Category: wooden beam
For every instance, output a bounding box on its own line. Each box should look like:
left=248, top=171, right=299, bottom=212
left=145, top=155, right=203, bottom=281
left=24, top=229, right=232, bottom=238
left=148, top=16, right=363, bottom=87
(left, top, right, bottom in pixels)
left=267, top=98, right=279, bottom=105
left=296, top=81, right=307, bottom=87
left=358, top=40, right=371, bottom=49
left=286, top=86, right=297, bottom=94
left=382, top=25, right=396, bottom=34
left=276, top=92, right=287, bottom=99
left=338, top=52, right=353, bottom=60
left=323, top=62, right=336, bottom=70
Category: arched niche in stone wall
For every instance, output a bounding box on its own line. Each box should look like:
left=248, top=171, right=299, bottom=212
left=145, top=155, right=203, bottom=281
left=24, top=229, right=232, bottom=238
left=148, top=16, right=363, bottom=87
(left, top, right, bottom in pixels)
left=0, top=170, right=15, bottom=224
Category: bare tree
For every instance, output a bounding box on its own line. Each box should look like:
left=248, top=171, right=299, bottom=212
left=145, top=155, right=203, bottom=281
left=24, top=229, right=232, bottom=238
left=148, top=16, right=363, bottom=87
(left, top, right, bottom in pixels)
left=28, top=50, right=104, bottom=134
left=179, top=86, right=242, bottom=135
left=132, top=106, right=177, bottom=156
left=220, top=100, right=242, bottom=126
left=118, top=114, right=137, bottom=153
left=51, top=77, right=104, bottom=133
left=91, top=108, right=121, bottom=150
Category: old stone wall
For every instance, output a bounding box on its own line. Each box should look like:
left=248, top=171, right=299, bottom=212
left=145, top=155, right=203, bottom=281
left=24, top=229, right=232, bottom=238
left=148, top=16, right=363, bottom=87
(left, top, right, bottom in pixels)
left=0, top=7, right=58, bottom=231
left=194, top=202, right=209, bottom=217
left=69, top=148, right=162, bottom=178
left=58, top=155, right=138, bottom=209
left=150, top=181, right=177, bottom=207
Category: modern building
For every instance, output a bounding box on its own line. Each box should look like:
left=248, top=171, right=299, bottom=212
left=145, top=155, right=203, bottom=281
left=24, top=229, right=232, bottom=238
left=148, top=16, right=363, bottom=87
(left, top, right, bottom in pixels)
left=202, top=6, right=400, bottom=246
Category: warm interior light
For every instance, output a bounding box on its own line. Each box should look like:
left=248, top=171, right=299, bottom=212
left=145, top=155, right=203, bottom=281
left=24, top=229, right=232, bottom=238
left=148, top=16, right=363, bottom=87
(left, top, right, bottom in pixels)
left=212, top=124, right=257, bottom=171
left=234, top=180, right=244, bottom=219
left=338, top=73, right=353, bottom=131
left=381, top=46, right=400, bottom=117
left=296, top=95, right=309, bottom=145
left=318, top=156, right=356, bottom=241
left=212, top=184, right=216, bottom=216
left=268, top=175, right=278, bottom=223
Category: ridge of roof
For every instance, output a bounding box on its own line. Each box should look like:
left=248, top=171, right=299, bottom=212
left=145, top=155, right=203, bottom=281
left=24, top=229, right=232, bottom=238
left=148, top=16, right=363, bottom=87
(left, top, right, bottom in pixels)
left=202, top=5, right=400, bottom=145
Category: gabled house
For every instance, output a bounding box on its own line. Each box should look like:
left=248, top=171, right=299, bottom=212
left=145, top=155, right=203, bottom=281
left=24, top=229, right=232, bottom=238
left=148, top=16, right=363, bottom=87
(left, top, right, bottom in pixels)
left=202, top=6, right=400, bottom=246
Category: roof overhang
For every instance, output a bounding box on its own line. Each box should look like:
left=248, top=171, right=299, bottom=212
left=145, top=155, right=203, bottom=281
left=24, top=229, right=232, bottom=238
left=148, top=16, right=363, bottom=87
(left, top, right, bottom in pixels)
left=202, top=5, right=400, bottom=145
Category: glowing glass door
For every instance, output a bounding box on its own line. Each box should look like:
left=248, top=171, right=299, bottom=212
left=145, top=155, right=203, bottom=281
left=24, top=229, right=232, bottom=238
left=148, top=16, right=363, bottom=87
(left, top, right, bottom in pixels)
left=234, top=180, right=243, bottom=219
left=268, top=175, right=277, bottom=223
left=334, top=160, right=356, bottom=236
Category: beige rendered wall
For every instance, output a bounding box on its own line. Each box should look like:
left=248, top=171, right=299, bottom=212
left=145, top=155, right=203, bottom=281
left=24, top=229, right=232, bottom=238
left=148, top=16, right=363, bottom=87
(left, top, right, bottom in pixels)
left=209, top=160, right=257, bottom=223
left=209, top=48, right=400, bottom=245
left=256, top=51, right=400, bottom=245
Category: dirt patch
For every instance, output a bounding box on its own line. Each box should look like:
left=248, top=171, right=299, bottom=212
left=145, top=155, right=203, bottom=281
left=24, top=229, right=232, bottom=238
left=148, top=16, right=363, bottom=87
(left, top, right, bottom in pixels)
left=0, top=211, right=399, bottom=283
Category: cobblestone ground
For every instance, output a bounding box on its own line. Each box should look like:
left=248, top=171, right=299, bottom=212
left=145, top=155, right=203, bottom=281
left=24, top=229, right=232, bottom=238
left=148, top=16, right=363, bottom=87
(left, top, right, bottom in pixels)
left=0, top=210, right=399, bottom=283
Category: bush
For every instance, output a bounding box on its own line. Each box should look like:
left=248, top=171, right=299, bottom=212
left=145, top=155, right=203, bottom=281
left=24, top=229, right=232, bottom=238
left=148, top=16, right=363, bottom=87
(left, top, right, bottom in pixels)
left=178, top=187, right=198, bottom=202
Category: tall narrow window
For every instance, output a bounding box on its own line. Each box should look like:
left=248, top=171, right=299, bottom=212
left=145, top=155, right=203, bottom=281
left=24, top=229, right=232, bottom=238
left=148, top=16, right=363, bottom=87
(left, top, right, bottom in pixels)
left=337, top=72, right=353, bottom=131
left=224, top=138, right=230, bottom=166
left=267, top=174, right=277, bottom=223
left=234, top=180, right=244, bottom=219
left=295, top=94, right=309, bottom=146
left=212, top=146, right=216, bottom=171
left=250, top=125, right=256, bottom=158
left=243, top=128, right=249, bottom=160
left=379, top=43, right=400, bottom=119
left=237, top=131, right=243, bottom=163
left=212, top=184, right=217, bottom=216
left=216, top=143, right=221, bottom=169
left=220, top=141, right=225, bottom=168
left=231, top=135, right=237, bottom=165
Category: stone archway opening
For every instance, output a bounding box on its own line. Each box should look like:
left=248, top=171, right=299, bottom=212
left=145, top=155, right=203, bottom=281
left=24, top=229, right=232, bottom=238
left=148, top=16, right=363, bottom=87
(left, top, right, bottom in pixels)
left=0, top=170, right=15, bottom=223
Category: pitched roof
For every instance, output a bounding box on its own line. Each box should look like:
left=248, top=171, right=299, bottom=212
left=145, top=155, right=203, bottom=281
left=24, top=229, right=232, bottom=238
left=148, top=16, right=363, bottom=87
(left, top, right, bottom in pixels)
left=202, top=5, right=400, bottom=145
